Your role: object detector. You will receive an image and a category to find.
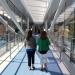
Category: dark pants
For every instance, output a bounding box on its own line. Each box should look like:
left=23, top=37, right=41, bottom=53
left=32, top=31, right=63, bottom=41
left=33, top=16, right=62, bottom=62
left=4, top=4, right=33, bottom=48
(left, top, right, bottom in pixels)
left=26, top=49, right=35, bottom=67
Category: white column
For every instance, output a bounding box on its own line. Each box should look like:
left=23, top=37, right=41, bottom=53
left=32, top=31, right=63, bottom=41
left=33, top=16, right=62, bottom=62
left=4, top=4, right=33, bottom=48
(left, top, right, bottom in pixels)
left=49, top=0, right=65, bottom=31
left=27, top=17, right=29, bottom=30
left=21, top=16, right=23, bottom=29
left=45, top=21, right=48, bottom=32
left=25, top=18, right=29, bottom=38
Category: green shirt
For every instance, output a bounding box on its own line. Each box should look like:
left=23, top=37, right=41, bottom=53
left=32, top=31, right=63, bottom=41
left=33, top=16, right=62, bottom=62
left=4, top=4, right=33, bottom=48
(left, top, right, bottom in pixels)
left=37, top=38, right=50, bottom=52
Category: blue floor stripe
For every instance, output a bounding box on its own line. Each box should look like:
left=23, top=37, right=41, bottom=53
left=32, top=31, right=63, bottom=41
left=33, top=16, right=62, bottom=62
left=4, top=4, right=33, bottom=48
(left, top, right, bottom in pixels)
left=1, top=48, right=26, bottom=75
left=1, top=48, right=64, bottom=75
left=14, top=52, right=26, bottom=75
left=16, top=51, right=63, bottom=75
left=16, top=54, right=50, bottom=75
left=47, top=51, right=63, bottom=75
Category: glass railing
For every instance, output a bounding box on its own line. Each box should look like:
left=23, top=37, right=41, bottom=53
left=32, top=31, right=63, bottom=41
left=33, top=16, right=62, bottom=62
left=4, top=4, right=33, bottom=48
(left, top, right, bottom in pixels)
left=0, top=0, right=25, bottom=66
left=0, top=26, right=24, bottom=64
left=0, top=39, right=6, bottom=57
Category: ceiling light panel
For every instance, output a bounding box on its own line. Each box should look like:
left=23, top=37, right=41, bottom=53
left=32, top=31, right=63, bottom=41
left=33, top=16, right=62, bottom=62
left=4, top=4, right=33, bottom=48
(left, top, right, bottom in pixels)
left=25, top=0, right=47, bottom=7
left=28, top=6, right=47, bottom=13
left=21, top=0, right=49, bottom=22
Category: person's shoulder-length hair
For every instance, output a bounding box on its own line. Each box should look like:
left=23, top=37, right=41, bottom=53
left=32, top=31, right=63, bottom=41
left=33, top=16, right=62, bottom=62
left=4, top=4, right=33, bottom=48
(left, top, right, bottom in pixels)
left=40, top=31, right=47, bottom=39
left=26, top=30, right=32, bottom=41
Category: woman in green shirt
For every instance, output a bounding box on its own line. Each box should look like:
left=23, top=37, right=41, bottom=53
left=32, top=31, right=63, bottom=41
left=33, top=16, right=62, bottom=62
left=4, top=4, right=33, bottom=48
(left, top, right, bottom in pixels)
left=37, top=31, right=50, bottom=71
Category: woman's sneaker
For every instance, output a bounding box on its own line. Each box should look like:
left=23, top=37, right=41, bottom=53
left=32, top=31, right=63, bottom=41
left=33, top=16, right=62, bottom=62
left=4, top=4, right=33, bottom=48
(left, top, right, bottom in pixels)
left=32, top=66, right=35, bottom=70
left=28, top=67, right=31, bottom=70
left=40, top=68, right=44, bottom=71
left=43, top=68, right=47, bottom=72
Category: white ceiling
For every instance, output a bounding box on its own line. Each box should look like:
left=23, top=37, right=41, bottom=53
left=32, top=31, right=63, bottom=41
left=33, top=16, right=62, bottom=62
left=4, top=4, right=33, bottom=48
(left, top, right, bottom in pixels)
left=0, top=0, right=73, bottom=24
left=21, top=0, right=50, bottom=23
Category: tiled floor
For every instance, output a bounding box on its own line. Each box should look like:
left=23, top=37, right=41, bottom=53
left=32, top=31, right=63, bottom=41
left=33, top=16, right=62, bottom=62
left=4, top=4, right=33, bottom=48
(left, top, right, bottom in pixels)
left=0, top=48, right=63, bottom=75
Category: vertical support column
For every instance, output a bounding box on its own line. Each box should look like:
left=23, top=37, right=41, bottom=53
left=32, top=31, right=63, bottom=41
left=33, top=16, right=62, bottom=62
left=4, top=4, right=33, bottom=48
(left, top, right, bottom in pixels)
left=74, top=9, right=75, bottom=38
left=9, top=33, right=11, bottom=59
left=61, top=1, right=66, bottom=52
left=14, top=32, right=16, bottom=46
left=59, top=1, right=66, bottom=61
left=6, top=20, right=9, bottom=51
left=18, top=33, right=19, bottom=50
left=25, top=17, right=29, bottom=39
left=21, top=16, right=23, bottom=28
left=70, top=8, right=75, bottom=62
left=45, top=21, right=48, bottom=32
left=6, top=32, right=8, bottom=51
left=50, top=0, right=65, bottom=31
left=27, top=17, right=29, bottom=31
left=20, top=16, right=22, bottom=42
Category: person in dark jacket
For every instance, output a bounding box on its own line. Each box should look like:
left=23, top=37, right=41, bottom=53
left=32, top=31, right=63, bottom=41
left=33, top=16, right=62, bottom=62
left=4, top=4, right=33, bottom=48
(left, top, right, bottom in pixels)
left=25, top=30, right=36, bottom=70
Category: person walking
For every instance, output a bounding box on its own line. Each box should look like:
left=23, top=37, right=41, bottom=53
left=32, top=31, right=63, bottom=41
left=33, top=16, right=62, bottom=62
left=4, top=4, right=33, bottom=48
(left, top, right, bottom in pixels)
left=25, top=30, right=36, bottom=70
left=37, top=30, right=50, bottom=71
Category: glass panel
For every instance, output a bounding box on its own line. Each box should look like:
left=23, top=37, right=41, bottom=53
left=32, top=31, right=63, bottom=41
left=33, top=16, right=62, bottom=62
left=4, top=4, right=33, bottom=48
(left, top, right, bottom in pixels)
left=70, top=8, right=75, bottom=62
left=51, top=3, right=75, bottom=58
left=0, top=23, right=7, bottom=57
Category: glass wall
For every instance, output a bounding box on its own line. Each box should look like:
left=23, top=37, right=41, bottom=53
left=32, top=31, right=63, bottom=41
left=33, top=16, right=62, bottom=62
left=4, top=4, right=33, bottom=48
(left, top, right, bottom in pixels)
left=0, top=23, right=6, bottom=56
left=0, top=22, right=24, bottom=57
left=49, top=2, right=75, bottom=60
